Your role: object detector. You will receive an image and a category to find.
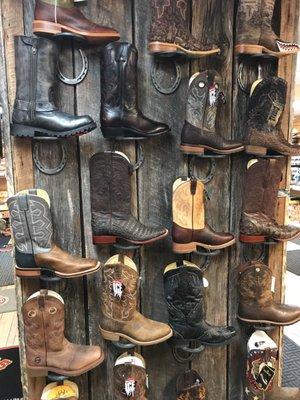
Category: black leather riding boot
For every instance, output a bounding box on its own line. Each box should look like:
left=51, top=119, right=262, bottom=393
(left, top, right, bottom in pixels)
left=11, top=36, right=96, bottom=138
left=100, top=42, right=169, bottom=140
left=163, top=261, right=236, bottom=346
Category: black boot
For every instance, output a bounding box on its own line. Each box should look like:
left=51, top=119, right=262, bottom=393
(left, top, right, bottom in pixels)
left=163, top=261, right=236, bottom=346
left=101, top=42, right=170, bottom=140
left=11, top=36, right=96, bottom=138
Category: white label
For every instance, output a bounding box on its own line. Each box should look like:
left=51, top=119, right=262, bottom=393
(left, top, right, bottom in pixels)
left=203, top=277, right=209, bottom=288
left=113, top=280, right=123, bottom=299
left=124, top=378, right=136, bottom=397
left=271, top=276, right=276, bottom=293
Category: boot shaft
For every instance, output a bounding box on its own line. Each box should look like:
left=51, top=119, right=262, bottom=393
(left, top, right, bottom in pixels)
left=177, top=370, right=206, bottom=400
left=150, top=0, right=184, bottom=42
left=236, top=0, right=262, bottom=44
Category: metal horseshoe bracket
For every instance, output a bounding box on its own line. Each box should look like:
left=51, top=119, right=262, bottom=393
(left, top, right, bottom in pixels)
left=47, top=372, right=69, bottom=382
left=242, top=243, right=266, bottom=263
left=33, top=140, right=67, bottom=175
left=189, top=156, right=216, bottom=184
left=151, top=59, right=182, bottom=95
left=171, top=340, right=205, bottom=363
left=110, top=340, right=136, bottom=352
left=112, top=141, right=144, bottom=172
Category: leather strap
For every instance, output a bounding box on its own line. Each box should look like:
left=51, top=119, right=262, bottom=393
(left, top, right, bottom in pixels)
left=118, top=254, right=125, bottom=264
left=14, top=99, right=57, bottom=112
left=176, top=260, right=184, bottom=269
left=190, top=178, right=197, bottom=195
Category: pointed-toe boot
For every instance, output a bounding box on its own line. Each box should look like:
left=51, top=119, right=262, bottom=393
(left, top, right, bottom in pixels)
left=8, top=189, right=100, bottom=278
left=101, top=42, right=169, bottom=140
left=11, top=36, right=96, bottom=138
left=180, top=71, right=244, bottom=155
left=176, top=370, right=206, bottom=400
left=240, top=159, right=300, bottom=243
left=90, top=151, right=168, bottom=245
left=238, top=261, right=300, bottom=325
left=23, top=290, right=104, bottom=377
left=41, top=380, right=79, bottom=400
left=235, top=0, right=300, bottom=57
left=100, top=254, right=173, bottom=346
left=243, top=77, right=300, bottom=156
left=114, top=352, right=148, bottom=399
left=266, top=388, right=300, bottom=400
left=172, top=177, right=235, bottom=253
left=148, top=0, right=220, bottom=57
left=164, top=261, right=236, bottom=346
left=33, top=0, right=119, bottom=44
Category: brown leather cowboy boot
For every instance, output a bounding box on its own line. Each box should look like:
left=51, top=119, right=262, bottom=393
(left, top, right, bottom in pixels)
left=148, top=0, right=220, bottom=57
left=23, top=290, right=104, bottom=377
left=238, top=261, right=300, bottom=325
left=41, top=380, right=79, bottom=400
left=100, top=254, right=173, bottom=346
left=7, top=189, right=100, bottom=278
left=265, top=388, right=300, bottom=399
left=176, top=370, right=206, bottom=400
left=114, top=352, right=148, bottom=399
left=235, top=0, right=300, bottom=56
left=172, top=177, right=235, bottom=253
left=180, top=71, right=244, bottom=155
left=33, top=0, right=120, bottom=44
left=240, top=159, right=300, bottom=243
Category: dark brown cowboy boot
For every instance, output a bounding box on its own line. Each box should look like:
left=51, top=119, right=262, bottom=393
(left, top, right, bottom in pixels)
left=239, top=159, right=300, bottom=243
left=176, top=370, right=206, bottom=400
left=238, top=261, right=300, bottom=325
left=149, top=0, right=220, bottom=57
left=114, top=352, right=148, bottom=399
left=33, top=0, right=119, bottom=44
left=181, top=71, right=244, bottom=155
left=100, top=254, right=172, bottom=346
left=235, top=0, right=299, bottom=56
left=172, top=177, right=235, bottom=253
left=7, top=189, right=100, bottom=278
left=41, top=380, right=79, bottom=400
left=23, top=290, right=104, bottom=377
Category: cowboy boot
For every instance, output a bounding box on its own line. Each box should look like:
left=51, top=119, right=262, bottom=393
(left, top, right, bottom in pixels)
left=11, top=36, right=96, bottom=138
left=148, top=0, right=220, bottom=57
left=181, top=71, right=244, bottom=155
left=114, top=352, right=148, bottom=399
left=7, top=189, right=100, bottom=278
left=243, top=77, right=300, bottom=156
left=22, top=290, right=104, bottom=377
left=176, top=370, right=206, bottom=400
left=41, top=380, right=79, bottom=400
left=235, top=0, right=299, bottom=56
left=101, top=42, right=169, bottom=140
left=90, top=151, right=168, bottom=245
left=100, top=254, right=173, bottom=346
left=265, top=388, right=300, bottom=399
left=33, top=0, right=119, bottom=45
left=237, top=261, right=300, bottom=325
left=239, top=159, right=300, bottom=243
left=164, top=260, right=236, bottom=346
left=172, top=177, right=235, bottom=253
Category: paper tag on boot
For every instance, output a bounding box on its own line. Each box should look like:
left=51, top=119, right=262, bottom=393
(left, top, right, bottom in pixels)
left=271, top=277, right=276, bottom=293
left=203, top=277, right=209, bottom=288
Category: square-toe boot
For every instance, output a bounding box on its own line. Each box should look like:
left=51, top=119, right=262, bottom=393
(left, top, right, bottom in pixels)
left=7, top=189, right=100, bottom=278
left=41, top=380, right=79, bottom=400
left=180, top=71, right=244, bottom=155
left=33, top=0, right=120, bottom=44
left=148, top=0, right=220, bottom=57
left=164, top=260, right=236, bottom=346
left=101, top=42, right=170, bottom=140
left=243, top=77, right=300, bottom=156
left=114, top=352, right=148, bottom=399
left=237, top=261, right=300, bottom=325
left=235, top=0, right=300, bottom=56
left=11, top=36, right=96, bottom=138
left=176, top=370, right=206, bottom=400
left=100, top=254, right=173, bottom=346
left=22, top=290, right=104, bottom=377
left=266, top=388, right=300, bottom=399
left=172, top=177, right=235, bottom=253
left=239, top=159, right=300, bottom=243
left=90, top=151, right=168, bottom=245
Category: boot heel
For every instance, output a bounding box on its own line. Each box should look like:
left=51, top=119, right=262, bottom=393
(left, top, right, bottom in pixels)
left=10, top=123, right=35, bottom=137
left=33, top=20, right=62, bottom=35
left=148, top=42, right=178, bottom=54
left=100, top=327, right=120, bottom=341
left=180, top=144, right=205, bottom=155
left=27, top=366, right=48, bottom=377
left=15, top=267, right=41, bottom=278
left=239, top=234, right=266, bottom=244
left=235, top=44, right=263, bottom=55
left=245, top=145, right=267, bottom=156
left=93, top=235, right=117, bottom=245
left=172, top=241, right=197, bottom=254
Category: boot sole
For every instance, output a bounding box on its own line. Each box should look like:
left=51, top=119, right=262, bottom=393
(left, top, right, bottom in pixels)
left=93, top=230, right=168, bottom=245
left=235, top=44, right=298, bottom=58
left=10, top=122, right=96, bottom=138
left=238, top=315, right=300, bottom=326
left=99, top=326, right=173, bottom=346
left=240, top=230, right=300, bottom=244
left=33, top=20, right=120, bottom=44
left=172, top=238, right=236, bottom=254
left=102, top=126, right=170, bottom=141
left=180, top=143, right=244, bottom=155
left=149, top=41, right=220, bottom=57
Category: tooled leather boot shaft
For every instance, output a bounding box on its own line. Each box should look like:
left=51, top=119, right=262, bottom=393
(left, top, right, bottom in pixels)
left=149, top=0, right=178, bottom=43
left=241, top=159, right=267, bottom=215
left=262, top=159, right=283, bottom=220
left=114, top=363, right=148, bottom=399
left=236, top=0, right=262, bottom=44
left=43, top=295, right=65, bottom=352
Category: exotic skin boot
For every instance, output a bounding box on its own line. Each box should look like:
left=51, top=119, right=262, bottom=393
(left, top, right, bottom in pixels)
left=164, top=260, right=236, bottom=346
left=8, top=189, right=100, bottom=278
left=240, top=159, right=300, bottom=243
left=238, top=261, right=300, bottom=325
left=148, top=0, right=220, bottom=57
left=41, top=380, right=79, bottom=400
left=244, top=77, right=300, bottom=156
left=100, top=254, right=173, bottom=346
left=11, top=36, right=96, bottom=138
left=33, top=0, right=119, bottom=44
left=101, top=42, right=169, bottom=140
left=235, top=0, right=300, bottom=57
left=23, top=290, right=104, bottom=377
left=114, top=352, right=148, bottom=399
left=176, top=370, right=206, bottom=400
left=180, top=71, right=244, bottom=155
left=90, top=151, right=168, bottom=245
left=172, top=177, right=235, bottom=253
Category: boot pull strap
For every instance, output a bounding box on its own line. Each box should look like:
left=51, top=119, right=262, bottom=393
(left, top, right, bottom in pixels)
left=38, top=289, right=48, bottom=309
left=176, top=260, right=185, bottom=269
left=118, top=254, right=125, bottom=264
left=190, top=178, right=197, bottom=195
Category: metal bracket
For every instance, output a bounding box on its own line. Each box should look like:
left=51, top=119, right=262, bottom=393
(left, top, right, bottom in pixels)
left=188, top=157, right=216, bottom=184
left=151, top=59, right=182, bottom=95
left=112, top=141, right=144, bottom=172
left=33, top=141, right=67, bottom=175
left=109, top=340, right=136, bottom=352
left=47, top=372, right=69, bottom=382
left=171, top=340, right=205, bottom=363
left=242, top=243, right=266, bottom=263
